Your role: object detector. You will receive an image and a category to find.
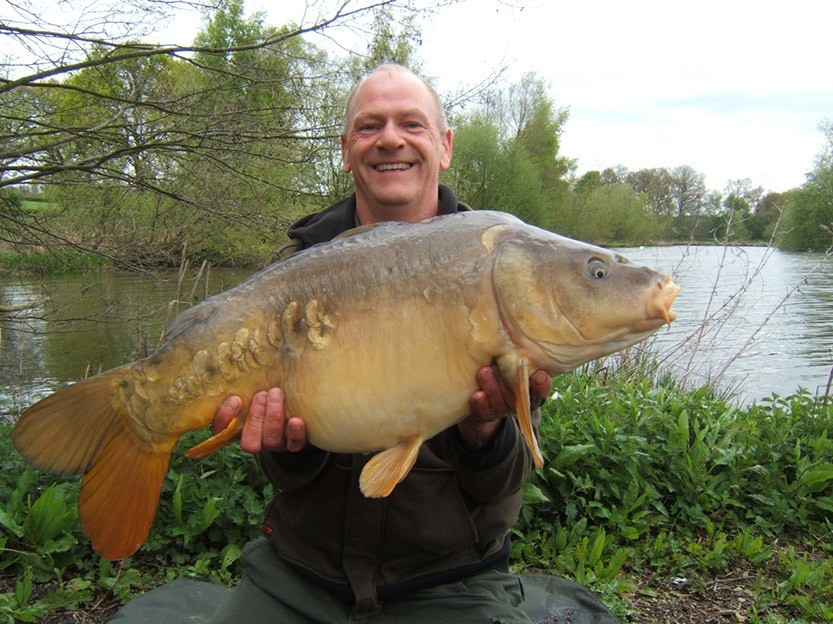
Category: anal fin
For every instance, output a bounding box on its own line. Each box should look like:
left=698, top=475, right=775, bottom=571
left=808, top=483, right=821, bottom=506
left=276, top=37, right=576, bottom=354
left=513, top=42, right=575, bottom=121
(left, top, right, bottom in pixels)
left=359, top=436, right=424, bottom=498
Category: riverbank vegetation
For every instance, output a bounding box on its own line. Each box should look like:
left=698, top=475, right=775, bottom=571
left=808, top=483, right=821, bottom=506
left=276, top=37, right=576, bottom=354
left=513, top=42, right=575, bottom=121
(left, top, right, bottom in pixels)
left=3, top=1, right=833, bottom=276
left=1, top=370, right=831, bottom=623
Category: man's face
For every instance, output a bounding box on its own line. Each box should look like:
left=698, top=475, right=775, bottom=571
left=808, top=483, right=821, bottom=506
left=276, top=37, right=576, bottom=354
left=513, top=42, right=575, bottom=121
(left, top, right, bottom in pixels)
left=341, top=70, right=452, bottom=220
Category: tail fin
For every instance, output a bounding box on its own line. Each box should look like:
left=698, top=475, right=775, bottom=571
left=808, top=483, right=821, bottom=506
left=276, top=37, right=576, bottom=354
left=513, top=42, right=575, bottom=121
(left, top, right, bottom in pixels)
left=13, top=368, right=175, bottom=559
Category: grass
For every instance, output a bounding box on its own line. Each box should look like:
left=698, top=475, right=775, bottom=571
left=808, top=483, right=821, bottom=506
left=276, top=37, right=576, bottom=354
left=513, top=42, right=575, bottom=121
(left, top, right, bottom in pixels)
left=0, top=250, right=108, bottom=276
left=1, top=371, right=831, bottom=622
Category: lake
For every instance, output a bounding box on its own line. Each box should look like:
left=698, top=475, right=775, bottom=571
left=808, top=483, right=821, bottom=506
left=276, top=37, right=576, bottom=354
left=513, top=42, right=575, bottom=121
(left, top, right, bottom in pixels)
left=1, top=244, right=831, bottom=421
left=611, top=244, right=833, bottom=404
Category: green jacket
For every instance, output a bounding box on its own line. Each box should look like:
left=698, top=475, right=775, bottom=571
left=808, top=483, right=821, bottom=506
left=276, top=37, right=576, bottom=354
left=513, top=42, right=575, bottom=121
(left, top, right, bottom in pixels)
left=257, top=186, right=542, bottom=617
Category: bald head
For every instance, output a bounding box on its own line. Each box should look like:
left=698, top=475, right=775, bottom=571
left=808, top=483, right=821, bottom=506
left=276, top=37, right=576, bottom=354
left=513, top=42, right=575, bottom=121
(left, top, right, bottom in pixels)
left=342, top=64, right=448, bottom=136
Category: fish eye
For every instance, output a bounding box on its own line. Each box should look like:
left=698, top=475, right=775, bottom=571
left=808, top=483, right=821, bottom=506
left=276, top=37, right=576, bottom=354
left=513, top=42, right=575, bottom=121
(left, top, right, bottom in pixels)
left=587, top=258, right=609, bottom=280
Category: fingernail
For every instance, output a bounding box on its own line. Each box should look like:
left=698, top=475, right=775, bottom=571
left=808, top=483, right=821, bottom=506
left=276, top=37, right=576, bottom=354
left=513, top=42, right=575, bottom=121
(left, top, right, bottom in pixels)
left=227, top=397, right=240, bottom=410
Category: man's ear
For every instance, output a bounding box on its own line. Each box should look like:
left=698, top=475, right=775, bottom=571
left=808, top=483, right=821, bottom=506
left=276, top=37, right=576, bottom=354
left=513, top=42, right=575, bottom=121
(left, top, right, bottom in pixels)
left=341, top=134, right=351, bottom=173
left=440, top=129, right=453, bottom=170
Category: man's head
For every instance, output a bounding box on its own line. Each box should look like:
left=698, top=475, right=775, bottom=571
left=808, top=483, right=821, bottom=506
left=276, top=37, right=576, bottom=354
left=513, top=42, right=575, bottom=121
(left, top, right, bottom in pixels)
left=340, top=64, right=453, bottom=224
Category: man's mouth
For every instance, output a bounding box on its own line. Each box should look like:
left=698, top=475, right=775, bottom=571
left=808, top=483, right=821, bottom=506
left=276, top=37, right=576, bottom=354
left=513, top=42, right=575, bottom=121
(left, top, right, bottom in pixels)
left=374, top=163, right=412, bottom=172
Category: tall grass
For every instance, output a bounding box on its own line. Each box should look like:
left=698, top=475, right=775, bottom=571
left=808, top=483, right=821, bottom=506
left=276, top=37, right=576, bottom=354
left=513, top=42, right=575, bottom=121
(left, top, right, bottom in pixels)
left=0, top=250, right=108, bottom=275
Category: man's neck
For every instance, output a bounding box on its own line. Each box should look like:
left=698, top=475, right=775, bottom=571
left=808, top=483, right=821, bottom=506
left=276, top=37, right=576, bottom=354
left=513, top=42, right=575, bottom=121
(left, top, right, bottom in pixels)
left=355, top=196, right=439, bottom=225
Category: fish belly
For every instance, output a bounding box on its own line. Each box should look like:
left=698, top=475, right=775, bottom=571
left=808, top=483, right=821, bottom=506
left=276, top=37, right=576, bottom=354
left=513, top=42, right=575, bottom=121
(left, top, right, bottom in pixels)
left=279, top=295, right=495, bottom=453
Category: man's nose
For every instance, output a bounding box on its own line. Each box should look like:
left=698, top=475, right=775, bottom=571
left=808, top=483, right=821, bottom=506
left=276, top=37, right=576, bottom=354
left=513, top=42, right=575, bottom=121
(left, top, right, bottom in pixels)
left=376, top=122, right=405, bottom=149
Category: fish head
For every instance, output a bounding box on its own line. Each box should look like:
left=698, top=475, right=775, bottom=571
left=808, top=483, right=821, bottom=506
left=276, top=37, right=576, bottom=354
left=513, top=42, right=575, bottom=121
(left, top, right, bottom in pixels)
left=492, top=235, right=680, bottom=374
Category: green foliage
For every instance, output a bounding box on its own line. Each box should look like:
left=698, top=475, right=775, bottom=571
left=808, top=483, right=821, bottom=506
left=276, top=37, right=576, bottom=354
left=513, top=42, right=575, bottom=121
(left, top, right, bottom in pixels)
left=512, top=372, right=833, bottom=618
left=779, top=186, right=833, bottom=251
left=0, top=425, right=270, bottom=618
left=559, top=183, right=671, bottom=243
left=446, top=120, right=551, bottom=227
left=359, top=6, right=421, bottom=71
left=443, top=73, right=572, bottom=229
left=0, top=249, right=107, bottom=275
left=778, top=121, right=833, bottom=251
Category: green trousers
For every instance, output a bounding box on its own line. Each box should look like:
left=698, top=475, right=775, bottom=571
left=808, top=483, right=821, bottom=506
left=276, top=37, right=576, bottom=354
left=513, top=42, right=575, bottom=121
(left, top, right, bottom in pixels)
left=207, top=538, right=535, bottom=623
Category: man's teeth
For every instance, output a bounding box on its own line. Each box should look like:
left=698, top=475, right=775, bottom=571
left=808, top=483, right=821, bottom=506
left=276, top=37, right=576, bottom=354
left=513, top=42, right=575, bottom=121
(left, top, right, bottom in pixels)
left=375, top=163, right=411, bottom=171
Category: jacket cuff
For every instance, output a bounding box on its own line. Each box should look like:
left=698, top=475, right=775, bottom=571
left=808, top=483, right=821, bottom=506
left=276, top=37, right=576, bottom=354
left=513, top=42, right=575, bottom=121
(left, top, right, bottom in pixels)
left=450, top=417, right=516, bottom=471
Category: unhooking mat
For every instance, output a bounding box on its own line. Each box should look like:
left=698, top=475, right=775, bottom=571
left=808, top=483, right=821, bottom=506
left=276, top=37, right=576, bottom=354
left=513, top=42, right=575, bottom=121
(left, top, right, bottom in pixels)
left=108, top=575, right=622, bottom=623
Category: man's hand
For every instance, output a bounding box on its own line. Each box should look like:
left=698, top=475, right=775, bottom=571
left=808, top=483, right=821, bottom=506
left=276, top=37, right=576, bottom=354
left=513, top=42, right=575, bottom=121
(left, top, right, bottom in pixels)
left=212, top=388, right=307, bottom=454
left=458, top=365, right=552, bottom=450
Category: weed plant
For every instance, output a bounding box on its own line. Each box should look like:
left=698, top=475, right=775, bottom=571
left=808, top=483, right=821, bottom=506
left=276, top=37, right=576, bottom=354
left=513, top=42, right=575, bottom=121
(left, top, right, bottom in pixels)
left=1, top=373, right=831, bottom=622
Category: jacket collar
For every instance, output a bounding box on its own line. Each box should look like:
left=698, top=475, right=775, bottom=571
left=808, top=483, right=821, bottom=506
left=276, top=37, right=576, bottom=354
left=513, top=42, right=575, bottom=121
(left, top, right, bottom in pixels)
left=287, top=185, right=467, bottom=250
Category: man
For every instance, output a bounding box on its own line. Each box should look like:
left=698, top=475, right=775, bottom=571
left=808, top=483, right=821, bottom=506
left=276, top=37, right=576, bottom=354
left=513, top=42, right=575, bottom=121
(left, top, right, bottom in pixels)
left=208, top=64, right=552, bottom=623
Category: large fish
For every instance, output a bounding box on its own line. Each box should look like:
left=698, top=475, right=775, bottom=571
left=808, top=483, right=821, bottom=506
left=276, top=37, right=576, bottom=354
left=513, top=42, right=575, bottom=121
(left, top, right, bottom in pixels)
left=13, top=210, right=680, bottom=560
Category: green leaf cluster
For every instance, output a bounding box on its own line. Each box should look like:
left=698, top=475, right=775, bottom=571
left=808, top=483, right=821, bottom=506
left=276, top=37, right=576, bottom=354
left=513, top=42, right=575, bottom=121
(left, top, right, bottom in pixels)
left=512, top=372, right=833, bottom=620
left=0, top=427, right=270, bottom=618
left=778, top=120, right=833, bottom=251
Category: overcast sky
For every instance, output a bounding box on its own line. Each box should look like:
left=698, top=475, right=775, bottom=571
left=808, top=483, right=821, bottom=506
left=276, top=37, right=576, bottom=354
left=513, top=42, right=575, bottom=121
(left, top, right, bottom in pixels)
left=159, top=0, right=833, bottom=194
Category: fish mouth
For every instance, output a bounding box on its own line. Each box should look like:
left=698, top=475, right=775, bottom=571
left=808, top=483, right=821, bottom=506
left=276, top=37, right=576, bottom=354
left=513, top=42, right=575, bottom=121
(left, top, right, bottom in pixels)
left=651, top=276, right=681, bottom=329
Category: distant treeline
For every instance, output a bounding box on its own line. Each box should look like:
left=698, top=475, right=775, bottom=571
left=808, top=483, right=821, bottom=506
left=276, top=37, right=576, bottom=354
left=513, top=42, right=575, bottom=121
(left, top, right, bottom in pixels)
left=2, top=1, right=831, bottom=270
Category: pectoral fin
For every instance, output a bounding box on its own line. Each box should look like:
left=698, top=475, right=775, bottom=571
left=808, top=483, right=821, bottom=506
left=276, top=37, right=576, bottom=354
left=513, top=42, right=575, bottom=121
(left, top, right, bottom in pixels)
left=185, top=416, right=245, bottom=459
left=497, top=353, right=544, bottom=469
left=360, top=436, right=424, bottom=498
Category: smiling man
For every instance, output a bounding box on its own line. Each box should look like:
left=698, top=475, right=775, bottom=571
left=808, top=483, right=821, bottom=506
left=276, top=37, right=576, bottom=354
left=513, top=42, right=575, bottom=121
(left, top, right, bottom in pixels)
left=205, top=65, right=571, bottom=624
left=341, top=66, right=453, bottom=223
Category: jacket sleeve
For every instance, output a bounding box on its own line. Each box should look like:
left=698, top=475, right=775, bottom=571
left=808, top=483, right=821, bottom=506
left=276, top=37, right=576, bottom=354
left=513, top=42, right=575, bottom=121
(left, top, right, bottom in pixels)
left=256, top=446, right=330, bottom=491
left=449, top=402, right=542, bottom=503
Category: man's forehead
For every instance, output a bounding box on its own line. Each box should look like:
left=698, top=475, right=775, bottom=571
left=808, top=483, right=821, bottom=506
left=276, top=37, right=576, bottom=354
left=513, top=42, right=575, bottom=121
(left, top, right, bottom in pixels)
left=348, top=72, right=437, bottom=119
left=352, top=105, right=433, bottom=122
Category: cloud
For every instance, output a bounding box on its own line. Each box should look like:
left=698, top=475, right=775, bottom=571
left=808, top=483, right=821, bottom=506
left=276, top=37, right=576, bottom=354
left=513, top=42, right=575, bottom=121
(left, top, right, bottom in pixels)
left=660, top=90, right=833, bottom=117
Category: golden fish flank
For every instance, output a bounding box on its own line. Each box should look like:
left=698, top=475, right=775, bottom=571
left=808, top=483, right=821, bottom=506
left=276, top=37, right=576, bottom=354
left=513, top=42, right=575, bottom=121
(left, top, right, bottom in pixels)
left=168, top=297, right=334, bottom=404
left=12, top=210, right=680, bottom=560
left=270, top=297, right=337, bottom=355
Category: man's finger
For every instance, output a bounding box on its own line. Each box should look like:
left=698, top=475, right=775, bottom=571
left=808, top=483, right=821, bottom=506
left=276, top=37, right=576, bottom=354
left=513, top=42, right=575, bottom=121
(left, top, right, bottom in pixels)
left=212, top=396, right=242, bottom=435
left=240, top=391, right=268, bottom=454
left=285, top=418, right=307, bottom=452
left=530, top=370, right=552, bottom=400
left=477, top=365, right=515, bottom=416
left=261, top=388, right=287, bottom=451
left=469, top=390, right=492, bottom=420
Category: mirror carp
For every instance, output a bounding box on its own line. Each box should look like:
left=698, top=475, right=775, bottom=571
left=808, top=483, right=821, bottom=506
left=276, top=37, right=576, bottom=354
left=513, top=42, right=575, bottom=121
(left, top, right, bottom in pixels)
left=13, top=210, right=680, bottom=559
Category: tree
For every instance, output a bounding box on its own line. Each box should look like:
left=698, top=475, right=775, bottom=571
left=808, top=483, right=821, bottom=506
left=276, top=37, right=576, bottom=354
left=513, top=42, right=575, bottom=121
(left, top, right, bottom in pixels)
left=443, top=73, right=572, bottom=229
left=719, top=179, right=763, bottom=242
left=0, top=0, right=434, bottom=266
left=778, top=120, right=833, bottom=250
left=573, top=170, right=603, bottom=195
left=626, top=168, right=675, bottom=217
left=668, top=165, right=707, bottom=239
left=747, top=192, right=785, bottom=241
